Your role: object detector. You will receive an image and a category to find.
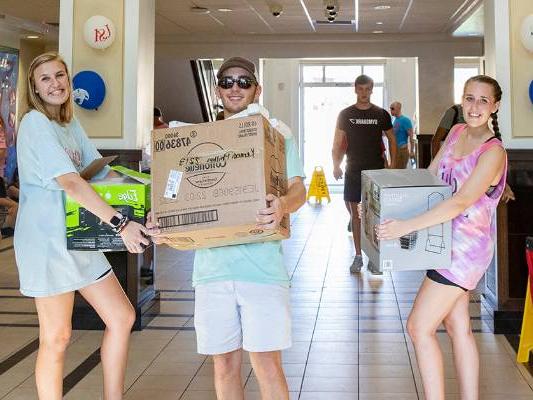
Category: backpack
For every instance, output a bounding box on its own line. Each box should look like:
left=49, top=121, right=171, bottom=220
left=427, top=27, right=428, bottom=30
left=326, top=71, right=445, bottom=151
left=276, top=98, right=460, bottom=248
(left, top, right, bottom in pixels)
left=443, top=105, right=461, bottom=141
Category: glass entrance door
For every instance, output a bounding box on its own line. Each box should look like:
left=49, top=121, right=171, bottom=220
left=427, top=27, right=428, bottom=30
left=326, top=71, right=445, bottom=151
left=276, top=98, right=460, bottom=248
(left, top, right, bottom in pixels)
left=300, top=63, right=385, bottom=187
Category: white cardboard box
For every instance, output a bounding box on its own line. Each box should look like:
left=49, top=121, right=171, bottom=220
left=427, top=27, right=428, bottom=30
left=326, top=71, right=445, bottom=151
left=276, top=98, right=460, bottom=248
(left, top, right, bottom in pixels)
left=361, top=169, right=452, bottom=273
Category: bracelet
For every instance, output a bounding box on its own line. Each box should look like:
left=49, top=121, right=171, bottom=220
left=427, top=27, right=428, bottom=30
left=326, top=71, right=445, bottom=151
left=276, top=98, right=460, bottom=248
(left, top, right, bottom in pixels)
left=116, top=219, right=130, bottom=234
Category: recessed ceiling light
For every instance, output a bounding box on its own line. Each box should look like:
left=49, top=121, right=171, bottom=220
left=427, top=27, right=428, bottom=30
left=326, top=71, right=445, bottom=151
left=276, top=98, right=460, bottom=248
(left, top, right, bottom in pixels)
left=374, top=5, right=391, bottom=10
left=217, top=8, right=233, bottom=12
left=26, top=35, right=39, bottom=39
left=376, top=21, right=383, bottom=25
left=190, top=6, right=210, bottom=14
left=373, top=30, right=384, bottom=34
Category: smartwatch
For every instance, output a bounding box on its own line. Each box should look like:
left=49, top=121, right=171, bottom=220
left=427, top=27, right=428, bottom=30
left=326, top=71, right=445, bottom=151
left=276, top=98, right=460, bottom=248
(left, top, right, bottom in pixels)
left=109, top=213, right=129, bottom=233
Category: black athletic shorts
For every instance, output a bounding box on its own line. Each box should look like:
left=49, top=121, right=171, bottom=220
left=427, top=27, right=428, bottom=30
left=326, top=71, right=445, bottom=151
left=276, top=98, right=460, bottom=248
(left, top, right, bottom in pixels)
left=344, top=171, right=361, bottom=203
left=426, top=270, right=467, bottom=291
left=96, top=268, right=112, bottom=281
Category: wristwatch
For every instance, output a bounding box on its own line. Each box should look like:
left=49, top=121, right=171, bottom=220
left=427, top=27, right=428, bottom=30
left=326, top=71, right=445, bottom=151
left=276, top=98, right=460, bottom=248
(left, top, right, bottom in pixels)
left=109, top=213, right=129, bottom=233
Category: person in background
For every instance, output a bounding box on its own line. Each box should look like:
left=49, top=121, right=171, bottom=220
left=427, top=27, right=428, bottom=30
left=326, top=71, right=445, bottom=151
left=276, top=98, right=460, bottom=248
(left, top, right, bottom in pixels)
left=0, top=176, right=17, bottom=239
left=0, top=115, right=7, bottom=177
left=16, top=52, right=152, bottom=399
left=431, top=104, right=464, bottom=159
left=153, top=106, right=169, bottom=129
left=6, top=168, right=19, bottom=201
left=390, top=101, right=415, bottom=168
left=376, top=75, right=507, bottom=399
left=332, top=74, right=396, bottom=273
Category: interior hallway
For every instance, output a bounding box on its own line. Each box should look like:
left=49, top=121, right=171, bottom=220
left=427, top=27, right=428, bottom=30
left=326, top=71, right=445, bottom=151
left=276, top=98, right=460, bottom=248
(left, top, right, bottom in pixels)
left=0, top=194, right=532, bottom=399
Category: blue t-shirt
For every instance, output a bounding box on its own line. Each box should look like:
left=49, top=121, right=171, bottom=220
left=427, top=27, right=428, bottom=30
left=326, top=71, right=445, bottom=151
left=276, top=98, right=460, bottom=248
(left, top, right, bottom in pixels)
left=14, top=110, right=111, bottom=297
left=193, top=135, right=304, bottom=288
left=392, top=115, right=413, bottom=147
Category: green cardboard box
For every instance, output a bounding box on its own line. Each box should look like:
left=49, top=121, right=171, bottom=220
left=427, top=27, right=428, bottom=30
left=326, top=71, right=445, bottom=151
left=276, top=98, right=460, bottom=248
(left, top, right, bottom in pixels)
left=65, top=166, right=150, bottom=251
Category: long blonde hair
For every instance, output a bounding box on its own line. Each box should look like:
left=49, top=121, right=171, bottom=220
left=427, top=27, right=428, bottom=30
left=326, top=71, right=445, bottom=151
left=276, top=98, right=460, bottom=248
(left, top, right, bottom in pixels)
left=27, top=52, right=73, bottom=124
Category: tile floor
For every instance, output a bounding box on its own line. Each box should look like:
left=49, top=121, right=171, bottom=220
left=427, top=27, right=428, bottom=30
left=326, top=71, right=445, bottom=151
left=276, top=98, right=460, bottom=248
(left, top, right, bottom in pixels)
left=0, top=194, right=532, bottom=399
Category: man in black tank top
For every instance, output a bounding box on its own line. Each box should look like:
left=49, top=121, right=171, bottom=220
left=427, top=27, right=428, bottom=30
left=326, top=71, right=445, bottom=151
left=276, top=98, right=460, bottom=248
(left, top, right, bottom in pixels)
left=332, top=74, right=396, bottom=273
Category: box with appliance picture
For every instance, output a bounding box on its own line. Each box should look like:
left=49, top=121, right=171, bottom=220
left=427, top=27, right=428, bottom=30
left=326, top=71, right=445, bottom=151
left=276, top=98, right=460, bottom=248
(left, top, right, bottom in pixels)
left=65, top=164, right=150, bottom=251
left=151, top=113, right=288, bottom=250
left=361, top=169, right=452, bottom=273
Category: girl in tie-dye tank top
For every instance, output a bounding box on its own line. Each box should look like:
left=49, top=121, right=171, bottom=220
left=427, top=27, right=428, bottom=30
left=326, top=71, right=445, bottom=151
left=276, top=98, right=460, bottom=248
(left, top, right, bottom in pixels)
left=376, top=75, right=508, bottom=400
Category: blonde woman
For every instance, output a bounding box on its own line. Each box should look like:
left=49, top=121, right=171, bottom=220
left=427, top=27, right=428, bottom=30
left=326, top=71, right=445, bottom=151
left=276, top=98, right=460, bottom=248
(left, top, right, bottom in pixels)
left=15, top=52, right=150, bottom=399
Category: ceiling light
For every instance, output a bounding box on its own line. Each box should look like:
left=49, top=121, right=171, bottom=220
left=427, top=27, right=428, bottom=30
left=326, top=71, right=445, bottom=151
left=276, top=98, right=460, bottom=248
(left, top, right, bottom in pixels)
left=217, top=8, right=233, bottom=12
left=190, top=6, right=210, bottom=14
left=26, top=35, right=40, bottom=39
left=324, top=0, right=337, bottom=11
left=373, top=30, right=384, bottom=33
left=376, top=21, right=383, bottom=25
left=374, top=5, right=391, bottom=10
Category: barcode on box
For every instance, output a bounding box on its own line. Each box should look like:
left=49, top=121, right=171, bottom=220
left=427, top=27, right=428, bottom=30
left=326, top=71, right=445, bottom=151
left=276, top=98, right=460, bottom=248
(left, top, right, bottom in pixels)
left=159, top=210, right=218, bottom=228
left=382, top=259, right=393, bottom=271
left=164, top=170, right=182, bottom=199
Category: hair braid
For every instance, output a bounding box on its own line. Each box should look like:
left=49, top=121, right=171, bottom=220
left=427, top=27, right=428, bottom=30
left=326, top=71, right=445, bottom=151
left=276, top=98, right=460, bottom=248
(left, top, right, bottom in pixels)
left=491, top=111, right=501, bottom=140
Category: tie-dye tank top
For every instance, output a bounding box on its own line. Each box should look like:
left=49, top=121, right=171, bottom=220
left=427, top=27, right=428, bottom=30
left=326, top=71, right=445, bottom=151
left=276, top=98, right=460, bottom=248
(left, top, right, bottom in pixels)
left=436, top=124, right=507, bottom=290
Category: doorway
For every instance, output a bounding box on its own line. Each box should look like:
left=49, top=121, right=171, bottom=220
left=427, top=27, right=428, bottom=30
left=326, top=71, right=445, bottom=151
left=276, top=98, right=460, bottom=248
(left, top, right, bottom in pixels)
left=300, top=62, right=385, bottom=187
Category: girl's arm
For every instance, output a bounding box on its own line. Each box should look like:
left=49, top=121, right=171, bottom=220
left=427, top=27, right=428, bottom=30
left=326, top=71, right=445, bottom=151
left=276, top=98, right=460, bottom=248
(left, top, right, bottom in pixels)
left=377, top=145, right=506, bottom=240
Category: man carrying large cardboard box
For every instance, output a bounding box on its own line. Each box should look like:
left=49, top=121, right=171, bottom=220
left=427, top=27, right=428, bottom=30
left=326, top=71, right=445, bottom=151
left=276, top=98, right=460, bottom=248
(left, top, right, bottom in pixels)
left=152, top=57, right=305, bottom=400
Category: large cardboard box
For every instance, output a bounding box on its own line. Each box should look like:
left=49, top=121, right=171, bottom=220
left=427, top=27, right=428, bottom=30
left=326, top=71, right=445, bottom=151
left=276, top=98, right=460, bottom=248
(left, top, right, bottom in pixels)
left=361, top=169, right=452, bottom=273
left=65, top=166, right=150, bottom=251
left=151, top=115, right=288, bottom=250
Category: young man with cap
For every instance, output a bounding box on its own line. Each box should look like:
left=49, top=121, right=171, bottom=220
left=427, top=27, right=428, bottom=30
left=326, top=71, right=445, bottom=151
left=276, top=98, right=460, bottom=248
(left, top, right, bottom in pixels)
left=195, top=57, right=305, bottom=399
left=332, top=74, right=396, bottom=273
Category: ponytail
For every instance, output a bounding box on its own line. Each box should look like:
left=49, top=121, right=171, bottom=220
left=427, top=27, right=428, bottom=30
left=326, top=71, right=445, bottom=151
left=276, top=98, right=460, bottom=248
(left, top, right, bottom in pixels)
left=491, top=111, right=501, bottom=140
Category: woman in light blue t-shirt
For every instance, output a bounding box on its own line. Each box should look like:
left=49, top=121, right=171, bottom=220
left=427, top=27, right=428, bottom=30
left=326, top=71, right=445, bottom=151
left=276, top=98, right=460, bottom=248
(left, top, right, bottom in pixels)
left=15, top=52, right=151, bottom=399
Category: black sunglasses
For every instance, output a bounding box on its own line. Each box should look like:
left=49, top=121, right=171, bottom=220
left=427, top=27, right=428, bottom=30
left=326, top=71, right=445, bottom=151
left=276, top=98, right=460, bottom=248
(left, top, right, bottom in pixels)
left=217, top=76, right=257, bottom=90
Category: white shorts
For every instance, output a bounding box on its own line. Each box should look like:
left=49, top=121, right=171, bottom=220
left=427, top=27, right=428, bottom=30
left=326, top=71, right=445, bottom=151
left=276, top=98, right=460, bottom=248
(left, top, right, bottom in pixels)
left=194, top=281, right=291, bottom=355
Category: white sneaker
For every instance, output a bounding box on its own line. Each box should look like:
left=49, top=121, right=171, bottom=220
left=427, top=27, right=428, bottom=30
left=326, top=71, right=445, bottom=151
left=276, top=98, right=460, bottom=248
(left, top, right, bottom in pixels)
left=350, top=255, right=363, bottom=274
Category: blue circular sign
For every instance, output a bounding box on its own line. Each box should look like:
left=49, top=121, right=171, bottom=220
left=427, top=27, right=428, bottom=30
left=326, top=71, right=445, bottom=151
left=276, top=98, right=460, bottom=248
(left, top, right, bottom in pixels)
left=529, top=80, right=533, bottom=105
left=72, top=71, right=106, bottom=110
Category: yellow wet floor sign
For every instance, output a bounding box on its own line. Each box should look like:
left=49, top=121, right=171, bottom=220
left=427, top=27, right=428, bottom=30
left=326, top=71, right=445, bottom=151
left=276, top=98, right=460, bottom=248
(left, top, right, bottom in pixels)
left=307, top=166, right=331, bottom=203
left=517, top=237, right=533, bottom=363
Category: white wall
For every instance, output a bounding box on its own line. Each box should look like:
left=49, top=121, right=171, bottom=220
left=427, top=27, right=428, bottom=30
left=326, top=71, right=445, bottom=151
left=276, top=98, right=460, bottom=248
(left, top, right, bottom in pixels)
left=261, top=59, right=300, bottom=139
left=0, top=29, right=20, bottom=49
left=385, top=58, right=418, bottom=130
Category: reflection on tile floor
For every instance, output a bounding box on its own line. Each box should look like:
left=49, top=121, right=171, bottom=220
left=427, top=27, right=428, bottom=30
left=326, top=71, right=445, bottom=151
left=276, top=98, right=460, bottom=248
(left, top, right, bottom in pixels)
left=0, top=194, right=532, bottom=399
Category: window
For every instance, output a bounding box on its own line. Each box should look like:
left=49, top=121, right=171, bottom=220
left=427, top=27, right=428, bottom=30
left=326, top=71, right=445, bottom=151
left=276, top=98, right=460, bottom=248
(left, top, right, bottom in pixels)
left=454, top=65, right=480, bottom=104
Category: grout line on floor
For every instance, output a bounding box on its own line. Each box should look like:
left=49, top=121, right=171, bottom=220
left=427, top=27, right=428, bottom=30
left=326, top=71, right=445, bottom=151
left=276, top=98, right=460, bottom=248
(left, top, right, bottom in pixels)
left=391, top=271, right=421, bottom=400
